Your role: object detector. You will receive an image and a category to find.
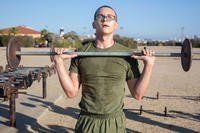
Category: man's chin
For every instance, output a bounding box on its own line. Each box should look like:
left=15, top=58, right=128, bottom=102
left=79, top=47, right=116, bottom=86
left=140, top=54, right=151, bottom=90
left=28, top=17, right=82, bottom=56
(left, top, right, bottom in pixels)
left=101, top=30, right=113, bottom=35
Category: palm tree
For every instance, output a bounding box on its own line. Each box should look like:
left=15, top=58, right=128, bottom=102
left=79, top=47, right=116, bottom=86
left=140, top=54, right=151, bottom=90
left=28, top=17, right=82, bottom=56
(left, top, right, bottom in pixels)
left=9, top=27, right=17, bottom=36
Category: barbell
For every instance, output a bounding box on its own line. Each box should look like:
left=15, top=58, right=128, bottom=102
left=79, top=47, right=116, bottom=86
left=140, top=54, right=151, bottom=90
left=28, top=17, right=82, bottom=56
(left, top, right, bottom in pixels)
left=6, top=37, right=192, bottom=71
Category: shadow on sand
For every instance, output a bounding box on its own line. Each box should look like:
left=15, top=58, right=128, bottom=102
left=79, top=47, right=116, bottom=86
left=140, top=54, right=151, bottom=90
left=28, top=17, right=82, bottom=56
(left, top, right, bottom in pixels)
left=0, top=94, right=78, bottom=133
left=126, top=94, right=200, bottom=102
left=124, top=109, right=199, bottom=133
left=1, top=94, right=199, bottom=132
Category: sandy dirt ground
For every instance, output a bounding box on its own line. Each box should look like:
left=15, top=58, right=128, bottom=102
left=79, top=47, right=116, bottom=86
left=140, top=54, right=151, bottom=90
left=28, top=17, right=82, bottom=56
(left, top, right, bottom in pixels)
left=0, top=46, right=200, bottom=133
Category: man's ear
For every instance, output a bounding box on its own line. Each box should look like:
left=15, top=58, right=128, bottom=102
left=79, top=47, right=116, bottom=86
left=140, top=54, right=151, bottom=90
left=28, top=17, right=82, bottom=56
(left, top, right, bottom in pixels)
left=92, top=22, right=96, bottom=29
left=114, top=22, right=118, bottom=30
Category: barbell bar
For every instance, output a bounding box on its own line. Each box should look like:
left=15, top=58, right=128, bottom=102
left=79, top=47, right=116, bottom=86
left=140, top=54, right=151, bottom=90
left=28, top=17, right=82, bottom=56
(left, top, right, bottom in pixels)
left=15, top=51, right=182, bottom=57
left=6, top=37, right=192, bottom=71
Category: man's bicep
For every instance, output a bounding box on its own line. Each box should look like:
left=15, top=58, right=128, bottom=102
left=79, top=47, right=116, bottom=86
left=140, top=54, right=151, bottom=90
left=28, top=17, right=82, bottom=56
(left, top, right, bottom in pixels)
left=69, top=72, right=81, bottom=89
left=127, top=78, right=138, bottom=94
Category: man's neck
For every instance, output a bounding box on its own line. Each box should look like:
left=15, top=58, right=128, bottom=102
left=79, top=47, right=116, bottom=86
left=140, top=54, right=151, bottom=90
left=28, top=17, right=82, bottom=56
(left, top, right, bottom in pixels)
left=95, top=34, right=115, bottom=49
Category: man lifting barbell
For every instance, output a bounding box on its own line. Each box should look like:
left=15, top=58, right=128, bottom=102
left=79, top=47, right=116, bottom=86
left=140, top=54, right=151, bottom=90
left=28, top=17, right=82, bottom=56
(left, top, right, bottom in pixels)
left=53, top=5, right=155, bottom=133
left=5, top=5, right=192, bottom=133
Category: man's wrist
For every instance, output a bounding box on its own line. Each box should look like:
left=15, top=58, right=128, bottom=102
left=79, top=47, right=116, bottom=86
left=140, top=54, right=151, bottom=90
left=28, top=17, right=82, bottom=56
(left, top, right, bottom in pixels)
left=54, top=57, right=64, bottom=65
left=143, top=60, right=154, bottom=68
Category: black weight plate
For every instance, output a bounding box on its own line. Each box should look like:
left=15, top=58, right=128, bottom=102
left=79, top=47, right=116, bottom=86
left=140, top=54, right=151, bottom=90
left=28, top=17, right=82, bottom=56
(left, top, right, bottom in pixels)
left=181, top=39, right=192, bottom=72
left=6, top=37, right=21, bottom=69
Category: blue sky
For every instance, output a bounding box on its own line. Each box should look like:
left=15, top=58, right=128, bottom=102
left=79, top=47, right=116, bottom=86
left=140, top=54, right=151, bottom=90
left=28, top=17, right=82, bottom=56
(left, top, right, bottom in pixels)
left=1, top=0, right=199, bottom=40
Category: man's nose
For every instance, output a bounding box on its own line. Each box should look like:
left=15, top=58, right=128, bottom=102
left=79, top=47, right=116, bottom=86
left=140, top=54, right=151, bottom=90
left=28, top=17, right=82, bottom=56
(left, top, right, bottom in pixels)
left=101, top=16, right=108, bottom=22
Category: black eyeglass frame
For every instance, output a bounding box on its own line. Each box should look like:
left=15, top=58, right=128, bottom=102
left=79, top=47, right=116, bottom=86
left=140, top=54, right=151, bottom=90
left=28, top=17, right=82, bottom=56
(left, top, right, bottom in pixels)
left=95, top=14, right=117, bottom=22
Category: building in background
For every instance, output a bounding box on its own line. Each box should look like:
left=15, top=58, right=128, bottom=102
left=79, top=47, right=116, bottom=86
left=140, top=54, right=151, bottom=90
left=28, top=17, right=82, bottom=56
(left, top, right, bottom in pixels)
left=0, top=25, right=40, bottom=38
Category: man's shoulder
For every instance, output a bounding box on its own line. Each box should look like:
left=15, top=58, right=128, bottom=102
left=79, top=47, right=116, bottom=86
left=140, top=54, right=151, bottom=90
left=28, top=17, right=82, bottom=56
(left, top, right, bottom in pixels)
left=115, top=42, right=132, bottom=52
left=77, top=42, right=93, bottom=52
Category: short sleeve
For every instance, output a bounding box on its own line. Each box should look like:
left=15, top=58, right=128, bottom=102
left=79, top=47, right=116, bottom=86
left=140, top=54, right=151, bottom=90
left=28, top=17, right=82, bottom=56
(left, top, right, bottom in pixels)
left=126, top=58, right=141, bottom=80
left=69, top=43, right=92, bottom=74
left=69, top=57, right=80, bottom=74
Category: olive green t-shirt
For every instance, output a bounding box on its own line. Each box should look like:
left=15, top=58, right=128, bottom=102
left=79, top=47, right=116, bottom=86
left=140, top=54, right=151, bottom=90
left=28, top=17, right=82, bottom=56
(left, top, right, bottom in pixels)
left=69, top=42, right=141, bottom=114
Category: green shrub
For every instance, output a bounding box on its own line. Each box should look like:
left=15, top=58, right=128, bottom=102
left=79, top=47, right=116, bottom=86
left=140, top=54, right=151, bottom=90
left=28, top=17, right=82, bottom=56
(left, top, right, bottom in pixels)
left=52, top=38, right=81, bottom=48
left=16, top=36, right=34, bottom=47
left=0, top=35, right=10, bottom=46
left=82, top=38, right=95, bottom=45
left=191, top=39, right=200, bottom=48
left=0, top=35, right=34, bottom=47
left=52, top=39, right=70, bottom=48
left=114, top=34, right=137, bottom=49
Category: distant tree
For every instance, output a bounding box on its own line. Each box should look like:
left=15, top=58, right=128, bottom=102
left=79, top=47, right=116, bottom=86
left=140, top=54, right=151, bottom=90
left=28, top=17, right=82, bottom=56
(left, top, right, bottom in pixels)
left=16, top=36, right=34, bottom=47
left=82, top=38, right=95, bottom=45
left=191, top=38, right=200, bottom=48
left=9, top=27, right=17, bottom=36
left=40, top=29, right=48, bottom=41
left=0, top=35, right=11, bottom=47
left=40, top=29, right=48, bottom=37
left=63, top=31, right=81, bottom=48
left=52, top=38, right=71, bottom=48
left=114, top=34, right=137, bottom=49
left=63, top=31, right=80, bottom=41
left=39, top=29, right=53, bottom=47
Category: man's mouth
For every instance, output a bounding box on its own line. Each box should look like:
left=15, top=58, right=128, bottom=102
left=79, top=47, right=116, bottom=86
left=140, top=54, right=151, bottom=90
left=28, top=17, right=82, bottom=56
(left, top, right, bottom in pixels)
left=102, top=24, right=109, bottom=28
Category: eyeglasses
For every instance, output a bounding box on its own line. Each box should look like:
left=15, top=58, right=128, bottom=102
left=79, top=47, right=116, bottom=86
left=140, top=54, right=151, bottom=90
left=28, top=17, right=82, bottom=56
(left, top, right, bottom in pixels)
left=95, top=14, right=117, bottom=22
